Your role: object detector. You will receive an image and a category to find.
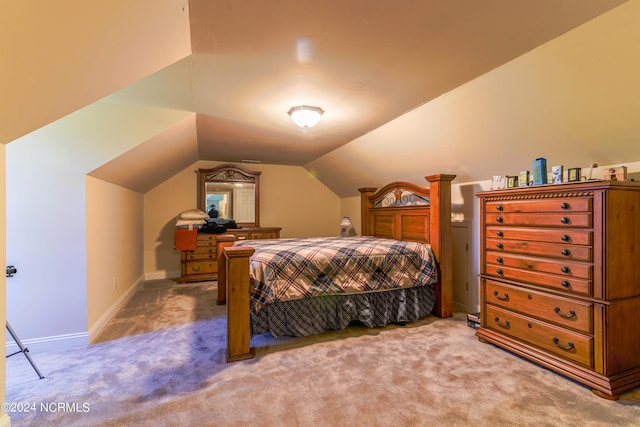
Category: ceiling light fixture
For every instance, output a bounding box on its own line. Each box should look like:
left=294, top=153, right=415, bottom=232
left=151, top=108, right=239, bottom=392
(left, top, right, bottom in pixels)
left=287, top=105, right=324, bottom=128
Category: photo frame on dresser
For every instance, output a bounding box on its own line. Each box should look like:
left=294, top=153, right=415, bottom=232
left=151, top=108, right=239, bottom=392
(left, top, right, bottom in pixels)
left=518, top=171, right=530, bottom=187
left=491, top=175, right=503, bottom=190
left=568, top=167, right=582, bottom=182
left=551, top=165, right=564, bottom=184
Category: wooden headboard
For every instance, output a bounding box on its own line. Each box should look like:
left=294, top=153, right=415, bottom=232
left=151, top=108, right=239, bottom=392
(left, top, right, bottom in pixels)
left=359, top=174, right=456, bottom=318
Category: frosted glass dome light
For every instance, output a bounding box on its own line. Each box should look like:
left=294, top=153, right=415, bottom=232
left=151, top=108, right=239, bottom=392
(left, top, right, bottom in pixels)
left=287, top=105, right=324, bottom=128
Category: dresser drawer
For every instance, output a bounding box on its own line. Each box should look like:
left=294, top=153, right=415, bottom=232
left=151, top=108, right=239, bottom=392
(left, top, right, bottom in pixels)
left=486, top=227, right=592, bottom=246
left=485, top=280, right=592, bottom=333
left=486, top=238, right=592, bottom=262
left=486, top=212, right=591, bottom=228
left=486, top=251, right=592, bottom=279
left=193, top=245, right=216, bottom=254
left=486, top=198, right=591, bottom=213
left=486, top=305, right=593, bottom=367
left=485, top=264, right=592, bottom=296
left=183, top=250, right=216, bottom=261
left=183, top=260, right=217, bottom=275
left=196, top=234, right=216, bottom=246
left=251, top=231, right=278, bottom=239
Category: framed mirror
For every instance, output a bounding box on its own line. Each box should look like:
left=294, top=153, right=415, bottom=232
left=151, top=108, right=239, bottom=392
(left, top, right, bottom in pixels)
left=197, top=164, right=261, bottom=227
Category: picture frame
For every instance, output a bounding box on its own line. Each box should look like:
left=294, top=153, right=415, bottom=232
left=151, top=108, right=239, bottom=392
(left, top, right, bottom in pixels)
left=519, top=170, right=530, bottom=187
left=506, top=176, right=518, bottom=188
left=568, top=167, right=581, bottom=182
left=491, top=175, right=504, bottom=190
left=551, top=165, right=563, bottom=184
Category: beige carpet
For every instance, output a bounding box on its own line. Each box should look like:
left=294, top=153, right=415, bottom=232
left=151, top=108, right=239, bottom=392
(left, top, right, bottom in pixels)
left=5, top=280, right=640, bottom=426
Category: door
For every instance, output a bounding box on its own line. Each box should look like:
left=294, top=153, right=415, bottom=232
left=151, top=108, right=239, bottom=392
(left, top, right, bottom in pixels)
left=452, top=221, right=473, bottom=313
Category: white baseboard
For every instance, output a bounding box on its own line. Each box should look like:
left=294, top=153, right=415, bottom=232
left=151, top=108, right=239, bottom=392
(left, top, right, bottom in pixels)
left=87, top=275, right=145, bottom=343
left=144, top=270, right=180, bottom=281
left=6, top=331, right=88, bottom=355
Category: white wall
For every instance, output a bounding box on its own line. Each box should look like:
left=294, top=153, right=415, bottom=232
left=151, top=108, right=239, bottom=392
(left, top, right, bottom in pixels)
left=6, top=130, right=91, bottom=351
left=6, top=103, right=192, bottom=352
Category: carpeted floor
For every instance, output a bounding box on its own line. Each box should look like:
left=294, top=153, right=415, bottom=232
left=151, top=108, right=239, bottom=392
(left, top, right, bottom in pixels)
left=5, top=279, right=640, bottom=426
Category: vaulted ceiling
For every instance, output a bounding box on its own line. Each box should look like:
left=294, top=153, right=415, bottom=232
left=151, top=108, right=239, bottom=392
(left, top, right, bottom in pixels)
left=7, top=0, right=636, bottom=196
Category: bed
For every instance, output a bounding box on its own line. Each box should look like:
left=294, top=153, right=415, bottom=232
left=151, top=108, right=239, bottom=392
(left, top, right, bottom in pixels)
left=216, top=174, right=456, bottom=362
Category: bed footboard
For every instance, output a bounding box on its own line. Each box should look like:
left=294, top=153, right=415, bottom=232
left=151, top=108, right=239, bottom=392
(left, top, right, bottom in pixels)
left=220, top=245, right=255, bottom=362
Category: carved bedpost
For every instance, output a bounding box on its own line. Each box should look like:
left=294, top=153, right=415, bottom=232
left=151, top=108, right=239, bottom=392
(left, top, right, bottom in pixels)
left=359, top=187, right=377, bottom=236
left=224, top=246, right=255, bottom=362
left=425, top=174, right=456, bottom=318
left=216, top=234, right=237, bottom=305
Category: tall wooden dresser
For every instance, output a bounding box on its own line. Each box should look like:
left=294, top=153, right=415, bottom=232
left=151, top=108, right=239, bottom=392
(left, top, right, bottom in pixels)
left=179, top=227, right=280, bottom=283
left=476, top=180, right=640, bottom=399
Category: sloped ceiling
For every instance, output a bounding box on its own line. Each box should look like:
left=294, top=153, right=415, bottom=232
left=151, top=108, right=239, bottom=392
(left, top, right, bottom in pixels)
left=185, top=0, right=628, bottom=166
left=9, top=0, right=636, bottom=195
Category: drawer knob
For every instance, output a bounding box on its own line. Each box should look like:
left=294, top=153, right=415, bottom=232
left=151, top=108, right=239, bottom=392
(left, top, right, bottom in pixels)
left=496, top=216, right=503, bottom=223
left=497, top=243, right=503, bottom=249
left=561, top=280, right=571, bottom=288
left=494, top=317, right=510, bottom=328
left=561, top=266, right=570, bottom=274
left=560, top=217, right=570, bottom=224
left=496, top=269, right=504, bottom=275
left=561, top=249, right=571, bottom=256
left=561, top=234, right=571, bottom=242
left=496, top=257, right=503, bottom=264
left=554, top=306, right=576, bottom=319
left=496, top=205, right=504, bottom=211
left=560, top=202, right=570, bottom=210
left=497, top=231, right=504, bottom=237
left=493, top=290, right=509, bottom=301
left=552, top=337, right=575, bottom=351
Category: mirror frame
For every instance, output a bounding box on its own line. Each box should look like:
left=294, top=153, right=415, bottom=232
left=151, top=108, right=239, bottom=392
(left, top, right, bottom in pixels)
left=197, top=164, right=261, bottom=227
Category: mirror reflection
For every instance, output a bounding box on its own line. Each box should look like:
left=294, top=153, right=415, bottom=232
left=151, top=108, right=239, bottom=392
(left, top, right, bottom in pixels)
left=204, top=182, right=256, bottom=223
left=198, top=164, right=261, bottom=227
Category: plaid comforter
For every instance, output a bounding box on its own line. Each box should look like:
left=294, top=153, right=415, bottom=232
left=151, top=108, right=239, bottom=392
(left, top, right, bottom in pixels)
left=235, top=236, right=437, bottom=312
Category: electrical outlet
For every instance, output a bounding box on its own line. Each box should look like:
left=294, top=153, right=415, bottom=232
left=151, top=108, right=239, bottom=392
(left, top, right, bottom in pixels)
left=112, top=276, right=117, bottom=290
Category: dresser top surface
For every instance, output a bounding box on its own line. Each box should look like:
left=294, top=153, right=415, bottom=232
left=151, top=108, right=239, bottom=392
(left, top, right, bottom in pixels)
left=477, top=180, right=640, bottom=198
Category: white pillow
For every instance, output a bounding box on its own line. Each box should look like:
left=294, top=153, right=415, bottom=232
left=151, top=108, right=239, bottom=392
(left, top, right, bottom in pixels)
left=175, top=219, right=207, bottom=227
left=178, top=209, right=209, bottom=220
